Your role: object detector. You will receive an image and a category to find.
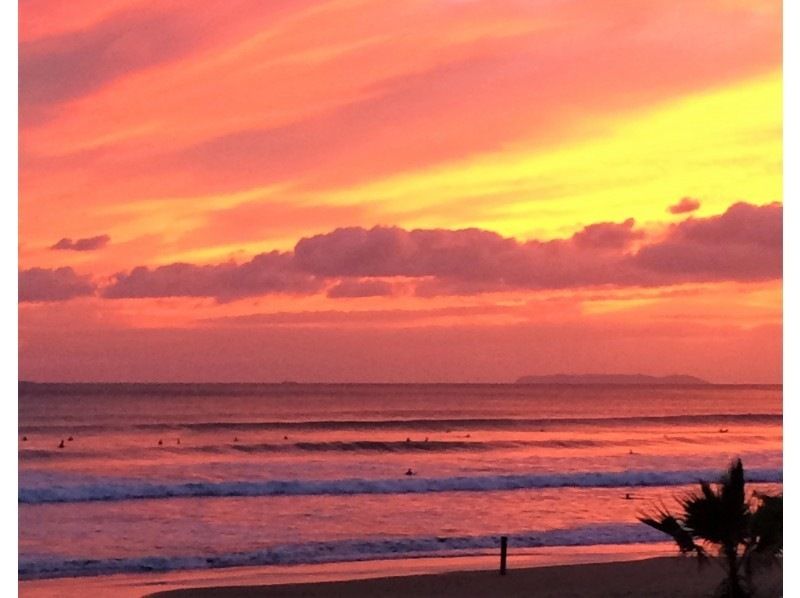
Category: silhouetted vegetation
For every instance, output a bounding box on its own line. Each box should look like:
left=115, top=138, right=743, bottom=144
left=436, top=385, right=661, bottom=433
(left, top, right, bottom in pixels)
left=639, top=459, right=781, bottom=597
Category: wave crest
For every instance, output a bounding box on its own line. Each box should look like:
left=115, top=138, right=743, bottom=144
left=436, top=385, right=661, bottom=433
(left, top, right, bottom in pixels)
left=19, top=467, right=782, bottom=505
left=19, top=522, right=666, bottom=580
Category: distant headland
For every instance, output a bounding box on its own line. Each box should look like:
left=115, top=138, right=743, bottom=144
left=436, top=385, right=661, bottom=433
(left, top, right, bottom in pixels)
left=515, top=374, right=711, bottom=385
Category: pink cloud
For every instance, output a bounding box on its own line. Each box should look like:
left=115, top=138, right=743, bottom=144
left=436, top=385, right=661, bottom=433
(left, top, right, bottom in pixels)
left=19, top=0, right=318, bottom=124
left=204, top=305, right=510, bottom=326
left=51, top=234, right=110, bottom=251
left=326, top=279, right=394, bottom=299
left=570, top=218, right=643, bottom=250
left=20, top=7, right=202, bottom=124
left=668, top=197, right=701, bottom=214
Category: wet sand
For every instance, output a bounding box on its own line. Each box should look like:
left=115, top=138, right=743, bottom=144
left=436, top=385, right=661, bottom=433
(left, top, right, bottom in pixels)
left=147, top=557, right=782, bottom=598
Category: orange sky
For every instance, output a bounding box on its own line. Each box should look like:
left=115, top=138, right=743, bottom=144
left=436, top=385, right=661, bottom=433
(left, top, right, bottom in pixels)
left=19, top=0, right=782, bottom=383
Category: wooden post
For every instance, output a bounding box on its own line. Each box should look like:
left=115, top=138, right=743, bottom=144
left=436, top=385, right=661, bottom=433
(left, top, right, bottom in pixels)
left=499, top=536, right=508, bottom=575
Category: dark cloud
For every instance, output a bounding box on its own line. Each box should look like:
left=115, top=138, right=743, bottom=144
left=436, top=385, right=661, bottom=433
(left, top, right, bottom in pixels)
left=294, top=224, right=637, bottom=290
left=668, top=197, right=701, bottom=214
left=97, top=202, right=782, bottom=301
left=51, top=235, right=110, bottom=251
left=102, top=252, right=322, bottom=301
left=296, top=204, right=781, bottom=293
left=326, top=279, right=395, bottom=299
left=673, top=202, right=780, bottom=248
left=634, top=202, right=782, bottom=281
left=19, top=267, right=96, bottom=302
left=295, top=227, right=522, bottom=279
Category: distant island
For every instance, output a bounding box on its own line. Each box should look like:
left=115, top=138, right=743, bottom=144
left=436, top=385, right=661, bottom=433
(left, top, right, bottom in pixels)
left=515, top=374, right=711, bottom=385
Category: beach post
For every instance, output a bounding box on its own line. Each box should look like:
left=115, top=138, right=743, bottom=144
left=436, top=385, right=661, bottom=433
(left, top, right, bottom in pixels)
left=499, top=536, right=508, bottom=575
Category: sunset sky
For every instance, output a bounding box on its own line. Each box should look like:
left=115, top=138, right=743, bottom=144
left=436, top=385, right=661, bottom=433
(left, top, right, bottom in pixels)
left=18, top=0, right=782, bottom=383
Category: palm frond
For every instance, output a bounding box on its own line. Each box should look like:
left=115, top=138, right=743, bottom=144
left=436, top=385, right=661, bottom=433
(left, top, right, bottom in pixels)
left=637, top=459, right=781, bottom=598
left=679, top=460, right=750, bottom=546
left=638, top=507, right=699, bottom=554
left=750, top=494, right=782, bottom=555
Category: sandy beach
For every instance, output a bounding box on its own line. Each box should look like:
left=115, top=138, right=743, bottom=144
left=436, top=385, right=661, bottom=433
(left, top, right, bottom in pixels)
left=147, top=557, right=782, bottom=598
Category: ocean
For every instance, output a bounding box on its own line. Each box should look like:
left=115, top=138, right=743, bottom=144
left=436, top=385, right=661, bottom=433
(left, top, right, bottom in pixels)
left=18, top=383, right=782, bottom=591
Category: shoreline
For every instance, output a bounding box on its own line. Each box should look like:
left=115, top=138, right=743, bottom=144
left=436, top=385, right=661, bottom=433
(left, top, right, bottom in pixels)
left=18, top=544, right=782, bottom=598
left=18, top=543, right=671, bottom=597
left=146, top=557, right=782, bottom=598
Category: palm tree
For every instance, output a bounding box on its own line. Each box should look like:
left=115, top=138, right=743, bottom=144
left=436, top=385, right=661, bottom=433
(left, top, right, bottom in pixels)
left=639, top=459, right=781, bottom=597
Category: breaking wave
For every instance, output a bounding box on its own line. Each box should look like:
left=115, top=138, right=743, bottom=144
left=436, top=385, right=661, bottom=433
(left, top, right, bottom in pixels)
left=19, top=522, right=666, bottom=580
left=19, top=467, right=782, bottom=505
left=20, top=412, right=781, bottom=435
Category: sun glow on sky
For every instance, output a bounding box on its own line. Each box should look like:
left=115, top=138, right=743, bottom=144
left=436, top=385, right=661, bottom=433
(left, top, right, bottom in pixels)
left=19, top=0, right=782, bottom=383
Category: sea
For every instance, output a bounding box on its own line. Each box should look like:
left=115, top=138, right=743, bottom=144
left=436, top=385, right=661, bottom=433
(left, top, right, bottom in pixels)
left=18, top=383, right=782, bottom=595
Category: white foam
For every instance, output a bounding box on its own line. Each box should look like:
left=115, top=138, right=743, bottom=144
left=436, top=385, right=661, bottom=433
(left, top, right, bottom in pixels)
left=18, top=522, right=666, bottom=580
left=18, top=467, right=783, bottom=504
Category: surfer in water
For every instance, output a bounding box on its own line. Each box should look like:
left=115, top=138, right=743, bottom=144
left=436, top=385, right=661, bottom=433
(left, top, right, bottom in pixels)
left=405, top=468, right=415, bottom=476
